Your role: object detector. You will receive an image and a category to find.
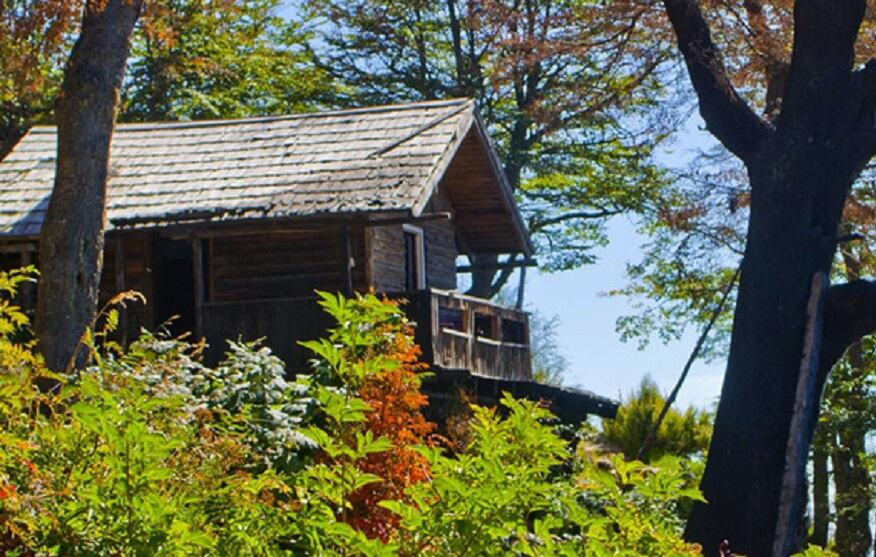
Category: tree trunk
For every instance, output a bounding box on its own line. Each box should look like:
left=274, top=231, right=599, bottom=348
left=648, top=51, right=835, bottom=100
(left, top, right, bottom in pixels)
left=35, top=0, right=143, bottom=372
left=810, top=431, right=830, bottom=548
left=832, top=427, right=871, bottom=556
left=684, top=147, right=853, bottom=555
left=660, top=1, right=876, bottom=554
left=831, top=341, right=872, bottom=556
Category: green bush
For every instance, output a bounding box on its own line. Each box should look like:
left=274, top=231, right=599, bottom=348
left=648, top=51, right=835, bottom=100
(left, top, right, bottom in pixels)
left=0, top=271, right=707, bottom=555
left=600, top=376, right=712, bottom=463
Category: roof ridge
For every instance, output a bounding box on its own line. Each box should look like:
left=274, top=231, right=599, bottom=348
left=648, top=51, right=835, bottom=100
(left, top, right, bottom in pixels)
left=27, top=98, right=474, bottom=133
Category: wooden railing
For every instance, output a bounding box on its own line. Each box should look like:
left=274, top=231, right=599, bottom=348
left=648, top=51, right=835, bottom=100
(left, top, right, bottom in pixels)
left=395, top=289, right=532, bottom=381
left=200, top=289, right=532, bottom=381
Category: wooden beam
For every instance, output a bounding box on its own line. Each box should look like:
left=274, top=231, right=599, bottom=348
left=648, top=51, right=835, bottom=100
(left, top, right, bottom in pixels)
left=207, top=237, right=215, bottom=303
left=115, top=235, right=127, bottom=346
left=192, top=238, right=204, bottom=339
left=361, top=212, right=452, bottom=228
left=20, top=251, right=33, bottom=313
left=155, top=213, right=451, bottom=241
left=0, top=242, right=37, bottom=254
left=456, top=257, right=538, bottom=273
left=144, top=233, right=155, bottom=327
left=339, top=224, right=353, bottom=295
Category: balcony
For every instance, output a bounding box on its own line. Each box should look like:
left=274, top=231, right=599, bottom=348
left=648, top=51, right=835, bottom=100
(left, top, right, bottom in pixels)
left=399, top=289, right=532, bottom=381
left=200, top=288, right=531, bottom=381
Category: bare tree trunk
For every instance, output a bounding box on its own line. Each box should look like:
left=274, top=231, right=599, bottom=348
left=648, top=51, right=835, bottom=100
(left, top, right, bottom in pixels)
left=810, top=431, right=830, bottom=548
left=831, top=342, right=872, bottom=556
left=660, top=1, right=876, bottom=554
left=35, top=0, right=143, bottom=371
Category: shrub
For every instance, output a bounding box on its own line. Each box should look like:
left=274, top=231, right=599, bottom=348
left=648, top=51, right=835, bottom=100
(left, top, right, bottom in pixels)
left=0, top=272, right=715, bottom=556
left=600, top=376, right=712, bottom=462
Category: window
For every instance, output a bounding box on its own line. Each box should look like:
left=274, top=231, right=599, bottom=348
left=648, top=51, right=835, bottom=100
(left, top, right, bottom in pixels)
left=474, top=313, right=498, bottom=339
left=501, top=319, right=527, bottom=344
left=402, top=224, right=426, bottom=290
left=439, top=306, right=465, bottom=332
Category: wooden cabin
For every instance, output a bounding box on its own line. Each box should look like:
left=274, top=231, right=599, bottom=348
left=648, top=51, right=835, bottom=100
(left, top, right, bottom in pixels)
left=0, top=99, right=617, bottom=421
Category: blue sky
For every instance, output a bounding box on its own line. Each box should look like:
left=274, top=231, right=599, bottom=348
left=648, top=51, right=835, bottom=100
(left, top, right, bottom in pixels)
left=277, top=1, right=727, bottom=410
left=501, top=117, right=726, bottom=410
left=525, top=217, right=725, bottom=410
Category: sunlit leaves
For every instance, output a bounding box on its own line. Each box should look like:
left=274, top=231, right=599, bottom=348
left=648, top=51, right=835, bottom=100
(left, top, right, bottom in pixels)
left=124, top=0, right=338, bottom=121
left=306, top=0, right=678, bottom=272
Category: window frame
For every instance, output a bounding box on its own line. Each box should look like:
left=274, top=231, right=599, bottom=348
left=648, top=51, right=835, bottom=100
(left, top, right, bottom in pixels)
left=402, top=224, right=426, bottom=290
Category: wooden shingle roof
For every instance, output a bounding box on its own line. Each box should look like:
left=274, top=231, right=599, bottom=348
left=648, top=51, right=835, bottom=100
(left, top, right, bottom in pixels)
left=0, top=99, right=532, bottom=254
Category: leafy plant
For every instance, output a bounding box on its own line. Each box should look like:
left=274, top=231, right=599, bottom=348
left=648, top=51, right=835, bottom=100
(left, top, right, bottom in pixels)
left=600, top=376, right=712, bottom=463
left=0, top=276, right=713, bottom=555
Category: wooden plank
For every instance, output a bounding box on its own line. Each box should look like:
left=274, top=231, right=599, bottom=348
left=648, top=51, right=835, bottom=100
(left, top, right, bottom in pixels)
left=207, top=237, right=215, bottom=302
left=144, top=233, right=155, bottom=327
left=192, top=239, right=204, bottom=338
left=19, top=251, right=33, bottom=312
left=340, top=224, right=353, bottom=295
left=115, top=235, right=127, bottom=346
left=0, top=242, right=37, bottom=254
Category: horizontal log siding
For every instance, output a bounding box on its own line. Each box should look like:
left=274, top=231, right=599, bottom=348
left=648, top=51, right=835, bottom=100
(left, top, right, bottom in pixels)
left=209, top=226, right=366, bottom=302
left=366, top=186, right=458, bottom=292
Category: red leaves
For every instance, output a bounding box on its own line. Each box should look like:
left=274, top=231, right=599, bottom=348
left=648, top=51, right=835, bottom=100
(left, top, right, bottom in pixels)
left=346, top=327, right=436, bottom=541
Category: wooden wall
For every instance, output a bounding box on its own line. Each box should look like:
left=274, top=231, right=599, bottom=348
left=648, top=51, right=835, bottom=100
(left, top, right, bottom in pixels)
left=365, top=186, right=458, bottom=292
left=208, top=225, right=366, bottom=302
left=366, top=225, right=406, bottom=292
left=421, top=188, right=457, bottom=290
left=100, top=232, right=153, bottom=338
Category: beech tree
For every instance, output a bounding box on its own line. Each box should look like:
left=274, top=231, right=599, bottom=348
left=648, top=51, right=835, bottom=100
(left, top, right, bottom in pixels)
left=123, top=0, right=335, bottom=121
left=306, top=0, right=675, bottom=296
left=35, top=0, right=143, bottom=371
left=0, top=1, right=82, bottom=157
left=659, top=1, right=876, bottom=554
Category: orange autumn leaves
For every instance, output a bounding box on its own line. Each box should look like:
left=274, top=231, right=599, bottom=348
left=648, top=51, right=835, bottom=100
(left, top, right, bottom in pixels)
left=346, top=314, right=435, bottom=541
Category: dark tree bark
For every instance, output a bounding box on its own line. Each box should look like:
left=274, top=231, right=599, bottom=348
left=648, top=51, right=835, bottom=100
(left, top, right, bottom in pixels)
left=661, top=1, right=876, bottom=554
left=35, top=0, right=143, bottom=371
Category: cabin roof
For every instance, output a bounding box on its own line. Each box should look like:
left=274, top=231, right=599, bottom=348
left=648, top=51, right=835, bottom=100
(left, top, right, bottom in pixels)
left=0, top=98, right=532, bottom=255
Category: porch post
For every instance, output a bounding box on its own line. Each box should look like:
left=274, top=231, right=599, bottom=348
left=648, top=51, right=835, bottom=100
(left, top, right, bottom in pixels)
left=339, top=223, right=353, bottom=295
left=115, top=235, right=126, bottom=346
left=192, top=238, right=204, bottom=338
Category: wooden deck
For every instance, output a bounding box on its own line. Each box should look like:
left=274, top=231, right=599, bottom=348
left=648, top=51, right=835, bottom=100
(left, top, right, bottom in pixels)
left=201, top=288, right=532, bottom=381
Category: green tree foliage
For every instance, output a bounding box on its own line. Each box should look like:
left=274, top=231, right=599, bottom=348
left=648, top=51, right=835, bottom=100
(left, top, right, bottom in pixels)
left=812, top=335, right=876, bottom=555
left=600, top=377, right=712, bottom=464
left=388, top=394, right=704, bottom=556
left=123, top=0, right=337, bottom=121
left=0, top=1, right=82, bottom=156
left=304, top=0, right=677, bottom=278
left=0, top=0, right=337, bottom=159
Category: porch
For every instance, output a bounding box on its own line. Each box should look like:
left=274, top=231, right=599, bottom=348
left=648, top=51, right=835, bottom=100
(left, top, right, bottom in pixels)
left=200, top=288, right=533, bottom=382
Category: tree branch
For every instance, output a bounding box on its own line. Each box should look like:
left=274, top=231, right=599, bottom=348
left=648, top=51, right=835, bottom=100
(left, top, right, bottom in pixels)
left=850, top=60, right=876, bottom=156
left=818, top=279, right=876, bottom=391
left=662, top=0, right=772, bottom=161
left=529, top=209, right=621, bottom=231
left=779, top=0, right=865, bottom=131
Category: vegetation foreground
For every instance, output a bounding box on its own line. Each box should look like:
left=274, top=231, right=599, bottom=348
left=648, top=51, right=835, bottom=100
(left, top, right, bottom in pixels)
left=0, top=269, right=828, bottom=556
